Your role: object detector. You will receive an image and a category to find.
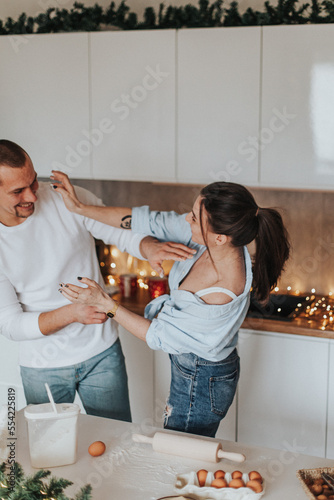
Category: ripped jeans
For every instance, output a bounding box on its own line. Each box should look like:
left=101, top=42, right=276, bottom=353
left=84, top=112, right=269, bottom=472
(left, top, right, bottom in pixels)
left=164, top=348, right=240, bottom=438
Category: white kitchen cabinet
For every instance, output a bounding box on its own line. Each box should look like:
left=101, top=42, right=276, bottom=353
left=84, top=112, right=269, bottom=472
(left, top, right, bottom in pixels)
left=326, top=340, right=334, bottom=458
left=0, top=33, right=91, bottom=179
left=118, top=326, right=154, bottom=425
left=0, top=336, right=25, bottom=411
left=261, top=25, right=334, bottom=190
left=238, top=329, right=328, bottom=457
left=153, top=349, right=237, bottom=441
left=90, top=30, right=176, bottom=182
left=177, top=27, right=261, bottom=186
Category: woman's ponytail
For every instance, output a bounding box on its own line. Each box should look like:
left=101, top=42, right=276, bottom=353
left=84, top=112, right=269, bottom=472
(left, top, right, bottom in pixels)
left=252, top=208, right=290, bottom=302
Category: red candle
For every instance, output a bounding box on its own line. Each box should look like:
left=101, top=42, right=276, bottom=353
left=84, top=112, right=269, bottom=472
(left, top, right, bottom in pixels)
left=148, top=276, right=168, bottom=299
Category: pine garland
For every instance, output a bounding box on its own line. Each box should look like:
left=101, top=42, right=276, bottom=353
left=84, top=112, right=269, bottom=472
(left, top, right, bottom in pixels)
left=0, top=0, right=334, bottom=35
left=0, top=462, right=92, bottom=500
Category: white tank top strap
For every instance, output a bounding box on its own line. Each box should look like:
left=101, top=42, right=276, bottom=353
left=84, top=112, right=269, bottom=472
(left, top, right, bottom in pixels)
left=195, top=287, right=238, bottom=300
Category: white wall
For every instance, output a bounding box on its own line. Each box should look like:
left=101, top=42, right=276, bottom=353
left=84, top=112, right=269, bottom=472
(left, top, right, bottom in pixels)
left=0, top=0, right=269, bottom=24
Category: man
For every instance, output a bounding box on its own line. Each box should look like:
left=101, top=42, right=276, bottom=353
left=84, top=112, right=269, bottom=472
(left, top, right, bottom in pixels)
left=0, top=139, right=193, bottom=421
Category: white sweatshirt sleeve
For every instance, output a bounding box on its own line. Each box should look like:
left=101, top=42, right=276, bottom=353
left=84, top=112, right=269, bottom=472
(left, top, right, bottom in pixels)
left=0, top=273, right=43, bottom=341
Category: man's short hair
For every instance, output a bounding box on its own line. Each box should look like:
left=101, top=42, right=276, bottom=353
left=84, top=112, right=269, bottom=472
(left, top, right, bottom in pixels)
left=0, top=140, right=28, bottom=168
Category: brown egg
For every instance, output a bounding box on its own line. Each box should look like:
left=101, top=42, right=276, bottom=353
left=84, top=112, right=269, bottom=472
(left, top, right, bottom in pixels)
left=231, top=470, right=243, bottom=479
left=229, top=478, right=245, bottom=488
left=214, top=470, right=226, bottom=479
left=317, top=496, right=328, bottom=500
left=197, top=469, right=208, bottom=487
left=246, top=480, right=263, bottom=493
left=311, top=484, right=323, bottom=495
left=88, top=440, right=106, bottom=457
left=314, top=478, right=325, bottom=485
left=248, top=471, right=263, bottom=483
left=211, top=478, right=228, bottom=488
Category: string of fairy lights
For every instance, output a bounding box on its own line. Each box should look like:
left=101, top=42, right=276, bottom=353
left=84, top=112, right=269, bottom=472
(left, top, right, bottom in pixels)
left=271, top=286, right=334, bottom=331
left=99, top=245, right=334, bottom=331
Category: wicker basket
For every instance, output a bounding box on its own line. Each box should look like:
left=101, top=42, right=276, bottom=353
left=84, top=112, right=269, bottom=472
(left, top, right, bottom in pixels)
left=296, top=467, right=334, bottom=499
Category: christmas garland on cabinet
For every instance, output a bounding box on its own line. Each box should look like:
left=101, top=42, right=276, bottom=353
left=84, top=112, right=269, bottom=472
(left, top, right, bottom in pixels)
left=1, top=0, right=334, bottom=35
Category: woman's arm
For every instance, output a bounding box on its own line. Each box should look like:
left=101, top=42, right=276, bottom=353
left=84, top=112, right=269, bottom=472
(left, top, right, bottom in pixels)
left=59, top=277, right=151, bottom=342
left=51, top=170, right=131, bottom=228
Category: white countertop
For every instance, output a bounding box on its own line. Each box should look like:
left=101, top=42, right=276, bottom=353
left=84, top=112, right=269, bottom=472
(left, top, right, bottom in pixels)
left=15, top=411, right=333, bottom=499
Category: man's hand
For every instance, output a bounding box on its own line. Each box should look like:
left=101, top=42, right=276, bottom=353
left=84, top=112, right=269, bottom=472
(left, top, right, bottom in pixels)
left=140, top=236, right=196, bottom=277
left=72, top=303, right=108, bottom=325
left=39, top=303, right=108, bottom=336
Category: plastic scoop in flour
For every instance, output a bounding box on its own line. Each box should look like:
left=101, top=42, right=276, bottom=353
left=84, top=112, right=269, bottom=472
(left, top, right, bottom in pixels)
left=45, top=383, right=57, bottom=413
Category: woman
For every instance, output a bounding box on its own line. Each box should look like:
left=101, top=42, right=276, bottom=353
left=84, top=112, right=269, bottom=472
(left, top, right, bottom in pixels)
left=53, top=172, right=290, bottom=437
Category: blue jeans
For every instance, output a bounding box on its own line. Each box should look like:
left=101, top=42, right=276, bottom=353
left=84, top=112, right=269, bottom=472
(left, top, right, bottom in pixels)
left=20, top=339, right=131, bottom=422
left=164, top=348, right=240, bottom=437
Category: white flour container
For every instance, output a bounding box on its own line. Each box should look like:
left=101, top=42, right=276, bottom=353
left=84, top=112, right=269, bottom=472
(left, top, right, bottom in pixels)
left=24, top=403, right=80, bottom=468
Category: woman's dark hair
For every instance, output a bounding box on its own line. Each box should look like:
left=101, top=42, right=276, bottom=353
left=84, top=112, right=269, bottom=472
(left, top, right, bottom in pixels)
left=200, top=182, right=290, bottom=302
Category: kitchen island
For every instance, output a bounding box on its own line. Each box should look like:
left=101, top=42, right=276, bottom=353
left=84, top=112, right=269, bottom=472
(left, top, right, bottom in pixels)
left=14, top=410, right=334, bottom=500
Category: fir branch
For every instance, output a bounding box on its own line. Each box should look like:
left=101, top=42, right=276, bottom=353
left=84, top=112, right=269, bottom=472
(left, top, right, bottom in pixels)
left=0, top=462, right=92, bottom=500
left=0, top=0, right=334, bottom=34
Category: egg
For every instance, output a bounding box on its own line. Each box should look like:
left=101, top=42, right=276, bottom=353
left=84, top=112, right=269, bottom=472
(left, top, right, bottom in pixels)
left=214, top=470, right=226, bottom=479
left=229, top=478, right=245, bottom=488
left=196, top=469, right=208, bottom=487
left=88, top=440, right=106, bottom=457
left=211, top=478, right=228, bottom=488
left=231, top=470, right=243, bottom=479
left=246, top=480, right=263, bottom=493
left=248, top=470, right=263, bottom=483
left=311, top=484, right=323, bottom=496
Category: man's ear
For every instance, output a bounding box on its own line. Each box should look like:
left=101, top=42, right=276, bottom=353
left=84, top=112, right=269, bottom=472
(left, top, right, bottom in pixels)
left=215, top=234, right=228, bottom=246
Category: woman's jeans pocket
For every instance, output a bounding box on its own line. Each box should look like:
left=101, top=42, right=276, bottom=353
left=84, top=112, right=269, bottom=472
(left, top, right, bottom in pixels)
left=209, top=365, right=240, bottom=417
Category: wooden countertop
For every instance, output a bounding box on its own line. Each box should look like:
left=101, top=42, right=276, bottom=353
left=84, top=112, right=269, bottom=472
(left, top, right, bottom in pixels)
left=115, top=289, right=334, bottom=340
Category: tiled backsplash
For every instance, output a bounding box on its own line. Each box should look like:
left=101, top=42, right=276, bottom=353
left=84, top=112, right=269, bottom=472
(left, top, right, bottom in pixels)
left=70, top=179, right=334, bottom=296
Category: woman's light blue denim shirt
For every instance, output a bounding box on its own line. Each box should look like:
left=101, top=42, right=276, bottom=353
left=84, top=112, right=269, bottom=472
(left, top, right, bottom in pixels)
left=132, top=206, right=253, bottom=362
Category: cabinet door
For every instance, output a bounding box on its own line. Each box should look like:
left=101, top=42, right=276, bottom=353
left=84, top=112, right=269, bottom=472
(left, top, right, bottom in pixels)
left=238, top=330, right=328, bottom=457
left=0, top=33, right=91, bottom=179
left=177, top=27, right=261, bottom=186
left=90, top=30, right=176, bottom=182
left=326, top=341, right=334, bottom=458
left=118, top=326, right=154, bottom=425
left=0, top=336, right=25, bottom=410
left=261, top=25, right=334, bottom=189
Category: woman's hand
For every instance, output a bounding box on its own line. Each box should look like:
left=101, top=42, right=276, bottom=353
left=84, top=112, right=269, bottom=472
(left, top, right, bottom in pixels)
left=59, top=277, right=112, bottom=312
left=50, top=170, right=83, bottom=213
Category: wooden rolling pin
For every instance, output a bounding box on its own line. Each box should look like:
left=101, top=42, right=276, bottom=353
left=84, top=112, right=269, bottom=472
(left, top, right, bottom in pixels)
left=132, top=432, right=246, bottom=463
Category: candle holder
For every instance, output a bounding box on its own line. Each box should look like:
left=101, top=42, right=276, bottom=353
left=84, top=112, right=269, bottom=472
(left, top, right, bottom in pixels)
left=119, top=274, right=138, bottom=298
